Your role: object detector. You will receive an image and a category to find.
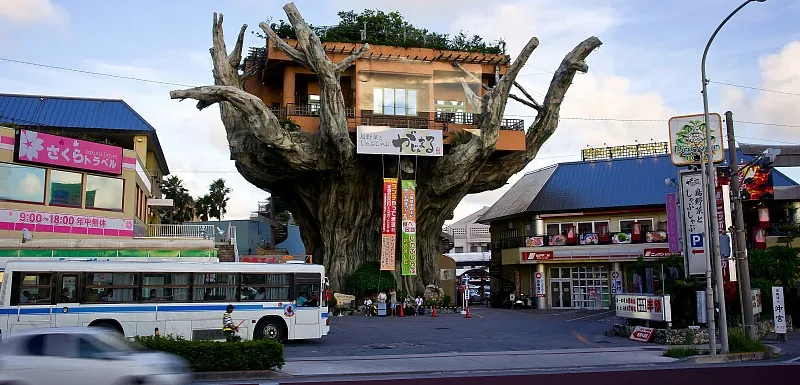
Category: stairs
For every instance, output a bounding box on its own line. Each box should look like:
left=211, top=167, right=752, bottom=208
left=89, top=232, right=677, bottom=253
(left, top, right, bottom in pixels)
left=489, top=260, right=516, bottom=307
left=253, top=195, right=289, bottom=247
left=440, top=225, right=455, bottom=253
left=270, top=195, right=289, bottom=245
left=217, top=244, right=236, bottom=262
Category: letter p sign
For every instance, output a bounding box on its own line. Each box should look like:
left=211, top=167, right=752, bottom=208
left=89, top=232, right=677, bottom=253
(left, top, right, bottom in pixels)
left=690, top=234, right=704, bottom=248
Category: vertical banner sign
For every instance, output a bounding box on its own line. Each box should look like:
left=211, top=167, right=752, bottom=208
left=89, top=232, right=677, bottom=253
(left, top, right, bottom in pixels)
left=680, top=171, right=707, bottom=276
left=611, top=271, right=623, bottom=295
left=535, top=272, right=545, bottom=298
left=401, top=180, right=417, bottom=276
left=380, top=178, right=398, bottom=270
left=772, top=286, right=787, bottom=334
left=665, top=193, right=681, bottom=253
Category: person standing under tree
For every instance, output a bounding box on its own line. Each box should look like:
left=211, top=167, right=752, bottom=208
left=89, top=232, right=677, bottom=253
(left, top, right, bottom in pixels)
left=222, top=304, right=238, bottom=342
left=389, top=288, right=397, bottom=316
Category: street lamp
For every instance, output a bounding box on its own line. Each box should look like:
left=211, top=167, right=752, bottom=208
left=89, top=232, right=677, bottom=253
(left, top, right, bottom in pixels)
left=701, top=0, right=767, bottom=355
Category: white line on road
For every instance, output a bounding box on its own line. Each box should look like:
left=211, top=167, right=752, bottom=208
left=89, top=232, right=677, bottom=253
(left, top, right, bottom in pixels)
left=566, top=310, right=615, bottom=322
left=783, top=355, right=800, bottom=363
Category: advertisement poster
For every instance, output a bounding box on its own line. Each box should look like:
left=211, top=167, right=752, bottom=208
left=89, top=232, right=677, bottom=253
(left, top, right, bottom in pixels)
left=773, top=287, right=787, bottom=334
left=680, top=170, right=707, bottom=276
left=380, top=178, right=398, bottom=271
left=611, top=271, right=623, bottom=295
left=401, top=180, right=417, bottom=276
left=1, top=208, right=134, bottom=237
left=666, top=193, right=681, bottom=252
left=535, top=272, right=545, bottom=298
left=356, top=126, right=443, bottom=157
left=667, top=113, right=725, bottom=166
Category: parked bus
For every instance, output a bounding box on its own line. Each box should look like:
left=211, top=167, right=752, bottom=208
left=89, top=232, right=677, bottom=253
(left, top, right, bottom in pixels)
left=0, top=260, right=329, bottom=342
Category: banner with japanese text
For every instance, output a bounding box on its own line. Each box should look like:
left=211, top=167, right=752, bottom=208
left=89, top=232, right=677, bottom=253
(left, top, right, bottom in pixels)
left=401, top=180, right=417, bottom=276
left=380, top=178, right=398, bottom=271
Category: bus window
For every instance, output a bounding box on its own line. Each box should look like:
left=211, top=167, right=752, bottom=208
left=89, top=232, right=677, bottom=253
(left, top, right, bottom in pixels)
left=12, top=272, right=53, bottom=306
left=59, top=274, right=78, bottom=303
left=192, top=273, right=237, bottom=302
left=241, top=273, right=290, bottom=301
left=83, top=273, right=137, bottom=303
left=295, top=273, right=321, bottom=307
left=141, top=273, right=190, bottom=302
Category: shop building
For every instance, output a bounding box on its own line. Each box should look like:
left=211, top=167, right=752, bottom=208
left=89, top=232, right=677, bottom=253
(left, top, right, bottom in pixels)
left=478, top=144, right=799, bottom=310
left=0, top=94, right=219, bottom=278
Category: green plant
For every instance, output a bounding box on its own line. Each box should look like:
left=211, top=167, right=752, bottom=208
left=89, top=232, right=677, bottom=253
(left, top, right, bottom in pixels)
left=440, top=295, right=452, bottom=307
left=134, top=335, right=284, bottom=372
left=279, top=117, right=301, bottom=132
left=728, top=329, right=766, bottom=353
left=345, top=261, right=396, bottom=298
left=664, top=346, right=700, bottom=358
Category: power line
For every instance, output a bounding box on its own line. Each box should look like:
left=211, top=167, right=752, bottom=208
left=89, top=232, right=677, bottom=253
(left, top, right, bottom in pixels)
left=708, top=80, right=800, bottom=97
left=0, top=57, right=196, bottom=88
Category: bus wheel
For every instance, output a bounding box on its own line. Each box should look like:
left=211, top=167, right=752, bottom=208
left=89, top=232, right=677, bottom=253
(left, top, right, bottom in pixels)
left=255, top=317, right=285, bottom=342
left=89, top=320, right=123, bottom=335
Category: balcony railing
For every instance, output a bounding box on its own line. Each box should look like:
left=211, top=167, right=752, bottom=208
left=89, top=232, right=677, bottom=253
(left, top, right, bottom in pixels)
left=144, top=224, right=218, bottom=239
left=285, top=103, right=355, bottom=118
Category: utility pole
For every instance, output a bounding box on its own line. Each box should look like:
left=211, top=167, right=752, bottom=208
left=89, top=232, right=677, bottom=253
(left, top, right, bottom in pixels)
left=726, top=110, right=756, bottom=340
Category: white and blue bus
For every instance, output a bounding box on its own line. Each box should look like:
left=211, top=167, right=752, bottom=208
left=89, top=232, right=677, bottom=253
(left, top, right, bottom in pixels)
left=0, top=260, right=329, bottom=342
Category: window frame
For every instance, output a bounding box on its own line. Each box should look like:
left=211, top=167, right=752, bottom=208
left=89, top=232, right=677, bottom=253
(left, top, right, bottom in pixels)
left=82, top=272, right=139, bottom=304
left=48, top=169, right=84, bottom=208
left=141, top=273, right=191, bottom=302
left=240, top=273, right=292, bottom=302
left=373, top=87, right=419, bottom=116
left=619, top=218, right=655, bottom=233
left=84, top=173, right=125, bottom=212
left=546, top=222, right=577, bottom=236
left=577, top=221, right=610, bottom=234
left=192, top=273, right=239, bottom=302
left=11, top=271, right=54, bottom=306
left=0, top=162, right=47, bottom=205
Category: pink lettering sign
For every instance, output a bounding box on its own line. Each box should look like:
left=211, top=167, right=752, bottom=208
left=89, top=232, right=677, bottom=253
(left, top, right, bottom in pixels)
left=16, top=129, right=123, bottom=175
left=0, top=208, right=134, bottom=237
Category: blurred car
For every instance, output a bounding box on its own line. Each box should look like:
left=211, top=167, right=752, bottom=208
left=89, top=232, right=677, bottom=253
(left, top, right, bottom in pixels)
left=0, top=327, right=190, bottom=385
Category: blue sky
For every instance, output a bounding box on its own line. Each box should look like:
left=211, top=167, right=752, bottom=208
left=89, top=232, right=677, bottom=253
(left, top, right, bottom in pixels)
left=1, top=0, right=799, bottom=221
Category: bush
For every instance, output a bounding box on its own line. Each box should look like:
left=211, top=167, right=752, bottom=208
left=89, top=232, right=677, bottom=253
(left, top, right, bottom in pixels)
left=664, top=346, right=700, bottom=358
left=440, top=295, right=452, bottom=307
left=728, top=330, right=766, bottom=354
left=135, top=335, right=284, bottom=372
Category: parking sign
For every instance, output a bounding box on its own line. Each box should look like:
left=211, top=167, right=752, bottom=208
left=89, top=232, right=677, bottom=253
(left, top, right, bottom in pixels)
left=690, top=234, right=704, bottom=248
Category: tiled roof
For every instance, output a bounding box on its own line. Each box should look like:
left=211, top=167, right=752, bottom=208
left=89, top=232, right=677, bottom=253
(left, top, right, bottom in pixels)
left=0, top=93, right=169, bottom=174
left=479, top=152, right=798, bottom=223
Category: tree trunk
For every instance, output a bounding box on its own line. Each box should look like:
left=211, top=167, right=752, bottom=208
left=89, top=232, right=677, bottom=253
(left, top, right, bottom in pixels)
left=170, top=3, right=601, bottom=294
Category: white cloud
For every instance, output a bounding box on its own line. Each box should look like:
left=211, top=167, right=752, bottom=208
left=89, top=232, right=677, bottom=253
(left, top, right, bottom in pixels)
left=0, top=0, right=68, bottom=27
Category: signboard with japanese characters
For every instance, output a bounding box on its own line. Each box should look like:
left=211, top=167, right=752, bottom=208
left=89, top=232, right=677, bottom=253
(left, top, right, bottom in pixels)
left=535, top=271, right=545, bottom=298
left=666, top=192, right=682, bottom=253
left=1, top=208, right=134, bottom=237
left=752, top=288, right=763, bottom=315
left=356, top=126, right=443, bottom=157
left=680, top=170, right=707, bottom=276
left=668, top=113, right=725, bottom=166
left=15, top=129, right=123, bottom=175
left=772, top=286, right=787, bottom=334
left=380, top=178, right=398, bottom=271
left=521, top=251, right=554, bottom=262
left=400, top=180, right=417, bottom=276
left=611, top=271, right=623, bottom=295
left=629, top=326, right=656, bottom=343
left=615, top=294, right=672, bottom=322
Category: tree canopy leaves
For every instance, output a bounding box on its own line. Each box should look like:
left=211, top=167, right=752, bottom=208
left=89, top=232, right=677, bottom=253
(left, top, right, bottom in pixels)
left=254, top=9, right=506, bottom=55
left=160, top=175, right=195, bottom=224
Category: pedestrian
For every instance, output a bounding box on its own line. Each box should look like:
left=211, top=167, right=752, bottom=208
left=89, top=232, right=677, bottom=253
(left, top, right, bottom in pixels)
left=222, top=304, right=238, bottom=342
left=415, top=295, right=423, bottom=316
left=389, top=288, right=397, bottom=316
left=364, top=296, right=373, bottom=317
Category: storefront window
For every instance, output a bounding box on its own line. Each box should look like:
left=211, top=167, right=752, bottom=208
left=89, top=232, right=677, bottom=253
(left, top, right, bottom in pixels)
left=620, top=219, right=653, bottom=233
left=85, top=175, right=123, bottom=211
left=49, top=170, right=83, bottom=207
left=578, top=221, right=609, bottom=234
left=0, top=163, right=46, bottom=203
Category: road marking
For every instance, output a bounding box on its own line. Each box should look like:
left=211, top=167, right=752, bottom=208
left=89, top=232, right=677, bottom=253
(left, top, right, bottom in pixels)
left=573, top=330, right=594, bottom=345
left=784, top=355, right=800, bottom=363
left=475, top=313, right=485, bottom=319
left=566, top=310, right=615, bottom=322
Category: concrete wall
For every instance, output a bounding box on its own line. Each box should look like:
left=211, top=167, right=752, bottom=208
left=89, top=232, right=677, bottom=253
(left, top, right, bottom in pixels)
left=276, top=224, right=306, bottom=255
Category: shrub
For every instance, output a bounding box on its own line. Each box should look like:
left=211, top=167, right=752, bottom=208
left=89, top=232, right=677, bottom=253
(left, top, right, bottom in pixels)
left=440, top=295, right=452, bottom=307
left=664, top=346, right=700, bottom=358
left=135, top=335, right=284, bottom=372
left=728, top=330, right=766, bottom=354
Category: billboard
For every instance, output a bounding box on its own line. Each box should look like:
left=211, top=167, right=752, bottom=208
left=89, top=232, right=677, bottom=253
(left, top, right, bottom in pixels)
left=668, top=113, right=725, bottom=166
left=15, top=129, right=123, bottom=175
left=356, top=126, right=443, bottom=156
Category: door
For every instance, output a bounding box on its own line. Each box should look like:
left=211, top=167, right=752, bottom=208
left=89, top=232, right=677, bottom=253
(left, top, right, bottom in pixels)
left=549, top=267, right=572, bottom=309
left=54, top=273, right=81, bottom=327
left=293, top=274, right=322, bottom=339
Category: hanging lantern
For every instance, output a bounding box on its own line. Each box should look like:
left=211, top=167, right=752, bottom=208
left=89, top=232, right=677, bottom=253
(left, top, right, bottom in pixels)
left=754, top=228, right=767, bottom=249
left=758, top=207, right=770, bottom=229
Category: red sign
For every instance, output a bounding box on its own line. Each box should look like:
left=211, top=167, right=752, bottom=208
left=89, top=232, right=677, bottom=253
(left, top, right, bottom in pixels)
left=16, top=129, right=123, bottom=175
left=643, top=248, right=681, bottom=258
left=629, top=326, right=655, bottom=342
left=380, top=178, right=398, bottom=271
left=522, top=251, right=554, bottom=261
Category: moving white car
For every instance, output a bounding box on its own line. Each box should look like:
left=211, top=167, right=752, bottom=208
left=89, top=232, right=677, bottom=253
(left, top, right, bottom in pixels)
left=0, top=327, right=190, bottom=385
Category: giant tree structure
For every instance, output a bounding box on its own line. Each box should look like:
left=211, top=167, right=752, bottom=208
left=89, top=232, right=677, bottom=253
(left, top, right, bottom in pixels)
left=170, top=2, right=602, bottom=292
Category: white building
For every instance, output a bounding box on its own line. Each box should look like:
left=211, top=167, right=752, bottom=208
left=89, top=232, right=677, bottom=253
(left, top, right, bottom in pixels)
left=443, top=207, right=491, bottom=253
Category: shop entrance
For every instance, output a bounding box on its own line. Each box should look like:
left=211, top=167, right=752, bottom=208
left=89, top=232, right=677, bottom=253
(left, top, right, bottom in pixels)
left=570, top=266, right=609, bottom=310
left=549, top=267, right=572, bottom=309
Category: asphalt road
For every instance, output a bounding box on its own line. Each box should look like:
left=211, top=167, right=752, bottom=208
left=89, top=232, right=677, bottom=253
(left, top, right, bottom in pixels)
left=283, top=307, right=641, bottom=358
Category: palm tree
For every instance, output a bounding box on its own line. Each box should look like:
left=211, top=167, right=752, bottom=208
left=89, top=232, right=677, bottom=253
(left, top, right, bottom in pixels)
left=194, top=194, right=213, bottom=222
left=209, top=178, right=232, bottom=221
left=160, top=176, right=195, bottom=224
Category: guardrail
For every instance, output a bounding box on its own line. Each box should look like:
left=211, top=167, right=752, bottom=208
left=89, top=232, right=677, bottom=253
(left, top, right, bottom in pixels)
left=145, top=224, right=218, bottom=239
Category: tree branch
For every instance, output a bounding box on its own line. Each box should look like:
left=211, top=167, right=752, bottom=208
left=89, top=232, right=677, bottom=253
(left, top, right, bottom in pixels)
left=513, top=81, right=541, bottom=110
left=282, top=2, right=334, bottom=74
left=509, top=94, right=540, bottom=110
left=458, top=77, right=482, bottom=112
left=336, top=43, right=370, bottom=72
left=469, top=36, right=602, bottom=194
left=258, top=22, right=310, bottom=69
left=452, top=61, right=490, bottom=91
left=229, top=23, right=248, bottom=69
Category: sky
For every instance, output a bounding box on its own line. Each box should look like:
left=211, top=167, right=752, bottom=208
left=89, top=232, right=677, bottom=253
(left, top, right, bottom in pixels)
left=1, top=0, right=799, bottom=224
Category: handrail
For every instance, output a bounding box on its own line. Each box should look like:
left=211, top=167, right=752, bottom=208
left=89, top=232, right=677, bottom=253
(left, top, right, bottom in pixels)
left=145, top=224, right=217, bottom=239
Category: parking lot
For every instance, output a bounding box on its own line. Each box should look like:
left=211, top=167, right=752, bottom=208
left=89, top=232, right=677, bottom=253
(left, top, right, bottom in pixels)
left=284, top=307, right=643, bottom=358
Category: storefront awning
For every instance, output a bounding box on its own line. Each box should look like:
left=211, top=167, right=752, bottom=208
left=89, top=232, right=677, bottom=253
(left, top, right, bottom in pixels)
left=518, top=243, right=676, bottom=263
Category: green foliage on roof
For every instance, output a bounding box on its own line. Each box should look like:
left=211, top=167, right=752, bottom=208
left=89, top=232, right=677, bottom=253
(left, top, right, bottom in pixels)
left=253, top=9, right=507, bottom=55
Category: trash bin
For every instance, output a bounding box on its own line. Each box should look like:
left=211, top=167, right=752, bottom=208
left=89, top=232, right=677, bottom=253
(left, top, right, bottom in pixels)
left=377, top=302, right=387, bottom=316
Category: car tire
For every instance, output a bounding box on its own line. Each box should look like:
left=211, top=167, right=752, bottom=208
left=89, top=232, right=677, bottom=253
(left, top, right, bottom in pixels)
left=254, top=317, right=285, bottom=342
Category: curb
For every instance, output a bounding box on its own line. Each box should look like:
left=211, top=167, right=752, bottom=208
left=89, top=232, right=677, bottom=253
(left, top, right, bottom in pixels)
left=192, top=370, right=291, bottom=382
left=681, top=344, right=781, bottom=364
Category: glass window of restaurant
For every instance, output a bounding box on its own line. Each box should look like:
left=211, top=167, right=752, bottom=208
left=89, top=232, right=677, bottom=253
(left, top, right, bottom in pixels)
left=0, top=163, right=46, bottom=204
left=619, top=219, right=654, bottom=233
left=546, top=223, right=575, bottom=236
left=577, top=221, right=609, bottom=234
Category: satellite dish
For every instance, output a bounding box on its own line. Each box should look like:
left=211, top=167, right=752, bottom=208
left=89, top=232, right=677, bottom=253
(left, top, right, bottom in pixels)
left=21, top=228, right=32, bottom=243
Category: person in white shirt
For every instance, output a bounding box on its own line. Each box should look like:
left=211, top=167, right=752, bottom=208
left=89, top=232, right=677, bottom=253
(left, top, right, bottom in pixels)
left=415, top=296, right=423, bottom=315
left=389, top=288, right=397, bottom=315
left=364, top=297, right=373, bottom=316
